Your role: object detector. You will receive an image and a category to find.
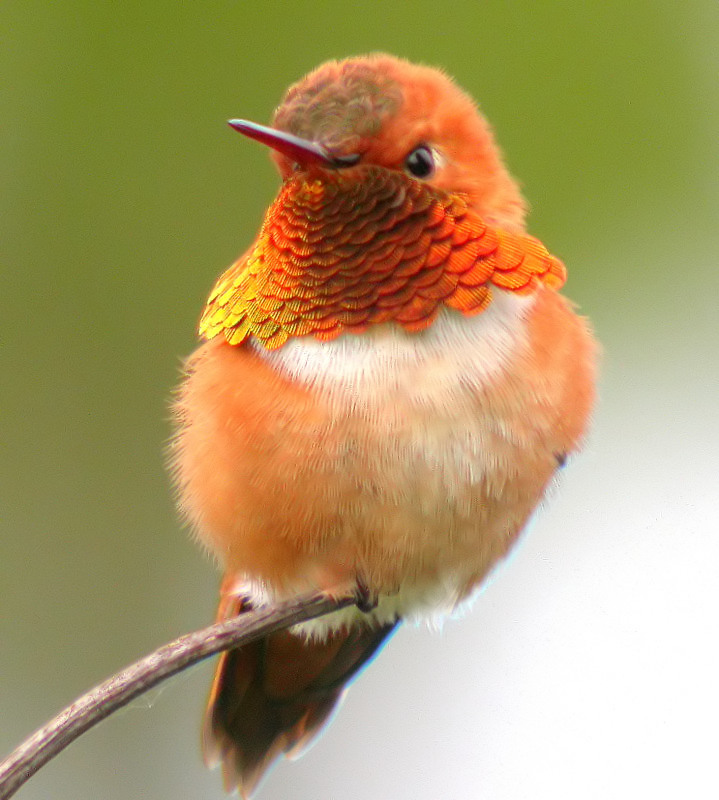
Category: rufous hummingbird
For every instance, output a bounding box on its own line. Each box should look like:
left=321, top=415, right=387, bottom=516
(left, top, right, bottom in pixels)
left=172, top=53, right=596, bottom=797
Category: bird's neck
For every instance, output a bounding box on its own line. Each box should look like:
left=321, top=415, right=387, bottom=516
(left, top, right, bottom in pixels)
left=199, top=169, right=565, bottom=351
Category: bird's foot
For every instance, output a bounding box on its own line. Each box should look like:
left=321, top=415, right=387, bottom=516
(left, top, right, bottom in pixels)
left=354, top=579, right=378, bottom=613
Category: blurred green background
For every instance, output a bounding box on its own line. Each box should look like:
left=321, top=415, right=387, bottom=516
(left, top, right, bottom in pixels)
left=2, top=2, right=718, bottom=798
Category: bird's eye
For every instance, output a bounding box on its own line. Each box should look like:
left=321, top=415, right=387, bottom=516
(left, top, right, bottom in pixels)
left=404, top=145, right=435, bottom=179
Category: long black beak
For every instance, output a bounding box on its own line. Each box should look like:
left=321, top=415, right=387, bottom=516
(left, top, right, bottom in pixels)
left=228, top=119, right=360, bottom=169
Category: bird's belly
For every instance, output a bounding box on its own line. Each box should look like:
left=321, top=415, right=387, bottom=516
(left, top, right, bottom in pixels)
left=175, top=294, right=562, bottom=626
left=277, top=393, right=540, bottom=630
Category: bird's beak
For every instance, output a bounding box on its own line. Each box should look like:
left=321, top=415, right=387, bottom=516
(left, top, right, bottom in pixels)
left=228, top=119, right=360, bottom=169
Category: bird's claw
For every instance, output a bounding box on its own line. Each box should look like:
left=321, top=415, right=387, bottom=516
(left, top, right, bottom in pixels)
left=354, top=580, right=378, bottom=613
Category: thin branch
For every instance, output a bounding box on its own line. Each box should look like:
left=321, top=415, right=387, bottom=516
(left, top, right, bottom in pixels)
left=0, top=592, right=356, bottom=800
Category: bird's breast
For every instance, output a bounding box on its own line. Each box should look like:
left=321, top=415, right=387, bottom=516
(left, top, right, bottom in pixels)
left=254, top=289, right=533, bottom=406
left=174, top=287, right=594, bottom=629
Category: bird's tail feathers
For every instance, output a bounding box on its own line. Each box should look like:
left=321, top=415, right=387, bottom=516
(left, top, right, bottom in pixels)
left=203, top=588, right=398, bottom=797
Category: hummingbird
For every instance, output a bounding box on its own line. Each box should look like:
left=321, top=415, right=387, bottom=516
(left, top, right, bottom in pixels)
left=172, top=53, right=596, bottom=797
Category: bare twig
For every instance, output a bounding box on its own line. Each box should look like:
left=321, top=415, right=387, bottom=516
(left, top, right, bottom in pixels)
left=0, top=592, right=356, bottom=800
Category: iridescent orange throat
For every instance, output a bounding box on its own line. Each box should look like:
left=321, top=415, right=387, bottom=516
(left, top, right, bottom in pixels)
left=200, top=166, right=566, bottom=350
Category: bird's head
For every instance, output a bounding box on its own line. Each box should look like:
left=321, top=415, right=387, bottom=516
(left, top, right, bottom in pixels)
left=201, top=55, right=563, bottom=349
left=234, top=53, right=526, bottom=232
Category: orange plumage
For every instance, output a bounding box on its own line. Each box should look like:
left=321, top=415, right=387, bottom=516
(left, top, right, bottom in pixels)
left=172, top=53, right=596, bottom=797
left=200, top=167, right=565, bottom=349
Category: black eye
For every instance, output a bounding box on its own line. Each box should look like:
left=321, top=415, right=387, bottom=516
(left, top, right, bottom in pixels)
left=404, top=145, right=435, bottom=179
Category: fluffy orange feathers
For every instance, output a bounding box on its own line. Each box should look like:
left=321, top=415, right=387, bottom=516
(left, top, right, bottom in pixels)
left=173, top=53, right=597, bottom=799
